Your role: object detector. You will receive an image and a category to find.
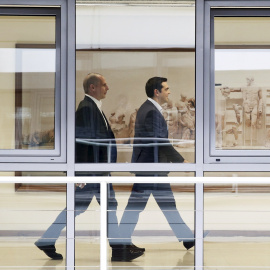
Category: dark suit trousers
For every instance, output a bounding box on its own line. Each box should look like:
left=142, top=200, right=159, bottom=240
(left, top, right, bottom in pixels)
left=36, top=183, right=120, bottom=246
left=118, top=183, right=194, bottom=244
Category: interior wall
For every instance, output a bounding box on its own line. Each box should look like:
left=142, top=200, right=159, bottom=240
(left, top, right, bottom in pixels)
left=215, top=17, right=270, bottom=45
left=76, top=51, right=195, bottom=121
left=76, top=5, right=195, bottom=49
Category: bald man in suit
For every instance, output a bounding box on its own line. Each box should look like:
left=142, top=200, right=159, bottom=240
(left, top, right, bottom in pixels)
left=35, top=73, right=144, bottom=262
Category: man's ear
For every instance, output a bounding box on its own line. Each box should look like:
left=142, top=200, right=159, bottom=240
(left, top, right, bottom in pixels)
left=89, top=84, right=95, bottom=94
left=154, top=88, right=159, bottom=97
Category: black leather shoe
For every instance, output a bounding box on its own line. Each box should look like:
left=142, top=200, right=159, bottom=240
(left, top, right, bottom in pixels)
left=183, top=240, right=195, bottom=250
left=35, top=242, right=63, bottom=260
left=111, top=247, right=144, bottom=262
left=127, top=244, right=145, bottom=253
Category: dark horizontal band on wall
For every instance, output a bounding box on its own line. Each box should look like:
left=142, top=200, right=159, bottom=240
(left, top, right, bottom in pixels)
left=14, top=184, right=270, bottom=193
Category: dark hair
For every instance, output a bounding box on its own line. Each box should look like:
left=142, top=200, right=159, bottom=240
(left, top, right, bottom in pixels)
left=83, top=73, right=102, bottom=94
left=145, top=77, right=167, bottom=98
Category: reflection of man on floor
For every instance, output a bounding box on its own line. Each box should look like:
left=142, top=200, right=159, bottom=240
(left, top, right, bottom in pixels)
left=118, top=77, right=195, bottom=250
left=35, top=73, right=144, bottom=262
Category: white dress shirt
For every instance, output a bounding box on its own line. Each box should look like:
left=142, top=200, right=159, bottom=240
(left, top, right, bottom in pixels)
left=85, top=94, right=108, bottom=129
left=147, top=97, right=163, bottom=113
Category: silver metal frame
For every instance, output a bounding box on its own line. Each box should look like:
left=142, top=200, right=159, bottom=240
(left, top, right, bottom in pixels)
left=66, top=1, right=76, bottom=268
left=195, top=1, right=204, bottom=269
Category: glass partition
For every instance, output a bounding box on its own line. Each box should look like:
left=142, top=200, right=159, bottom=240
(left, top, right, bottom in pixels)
left=74, top=181, right=100, bottom=270
left=110, top=183, right=195, bottom=270
left=75, top=1, right=196, bottom=269
left=76, top=51, right=195, bottom=164
left=0, top=180, right=66, bottom=269
left=75, top=3, right=195, bottom=165
left=0, top=16, right=56, bottom=149
left=0, top=7, right=63, bottom=162
left=204, top=172, right=270, bottom=270
left=208, top=8, right=270, bottom=161
left=74, top=173, right=195, bottom=269
left=215, top=18, right=270, bottom=150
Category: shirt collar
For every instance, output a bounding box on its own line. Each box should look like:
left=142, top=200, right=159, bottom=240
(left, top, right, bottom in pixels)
left=85, top=94, right=102, bottom=110
left=148, top=97, right=163, bottom=113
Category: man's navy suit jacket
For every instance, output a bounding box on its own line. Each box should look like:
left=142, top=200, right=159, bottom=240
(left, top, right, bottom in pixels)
left=131, top=99, right=184, bottom=163
left=75, top=96, right=117, bottom=163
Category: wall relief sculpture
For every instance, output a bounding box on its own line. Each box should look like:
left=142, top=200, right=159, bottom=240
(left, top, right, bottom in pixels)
left=108, top=94, right=196, bottom=149
left=215, top=77, right=270, bottom=149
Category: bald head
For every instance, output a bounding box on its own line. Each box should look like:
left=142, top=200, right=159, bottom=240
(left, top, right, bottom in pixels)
left=83, top=73, right=109, bottom=100
left=83, top=73, right=102, bottom=94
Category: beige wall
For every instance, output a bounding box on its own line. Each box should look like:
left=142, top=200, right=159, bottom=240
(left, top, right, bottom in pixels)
left=215, top=17, right=270, bottom=45
left=76, top=51, right=195, bottom=126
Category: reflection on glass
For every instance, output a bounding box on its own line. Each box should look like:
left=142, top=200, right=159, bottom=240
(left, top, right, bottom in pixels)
left=204, top=181, right=270, bottom=270
left=74, top=183, right=101, bottom=269
left=214, top=17, right=270, bottom=150
left=74, top=173, right=195, bottom=268
left=0, top=182, right=66, bottom=268
left=73, top=177, right=102, bottom=269
left=111, top=182, right=195, bottom=269
left=0, top=16, right=56, bottom=150
left=76, top=51, right=195, bottom=163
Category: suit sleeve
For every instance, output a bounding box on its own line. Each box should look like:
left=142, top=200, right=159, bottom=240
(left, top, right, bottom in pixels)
left=159, top=144, right=184, bottom=163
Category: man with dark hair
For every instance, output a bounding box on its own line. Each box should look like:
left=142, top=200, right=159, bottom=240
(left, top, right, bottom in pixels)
left=145, top=76, right=168, bottom=98
left=35, top=73, right=144, bottom=262
left=118, top=76, right=195, bottom=250
left=132, top=76, right=187, bottom=163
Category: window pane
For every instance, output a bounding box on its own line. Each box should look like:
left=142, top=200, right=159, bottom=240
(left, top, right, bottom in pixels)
left=74, top=180, right=100, bottom=270
left=76, top=4, right=195, bottom=49
left=76, top=51, right=195, bottom=163
left=74, top=173, right=195, bottom=269
left=75, top=2, right=195, bottom=267
left=214, top=17, right=270, bottom=150
left=76, top=2, right=195, bottom=165
left=0, top=16, right=56, bottom=150
left=204, top=178, right=270, bottom=270
left=0, top=180, right=66, bottom=269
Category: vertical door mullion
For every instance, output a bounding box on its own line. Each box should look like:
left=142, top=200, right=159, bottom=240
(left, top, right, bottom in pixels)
left=66, top=183, right=75, bottom=270
left=100, top=181, right=108, bottom=269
